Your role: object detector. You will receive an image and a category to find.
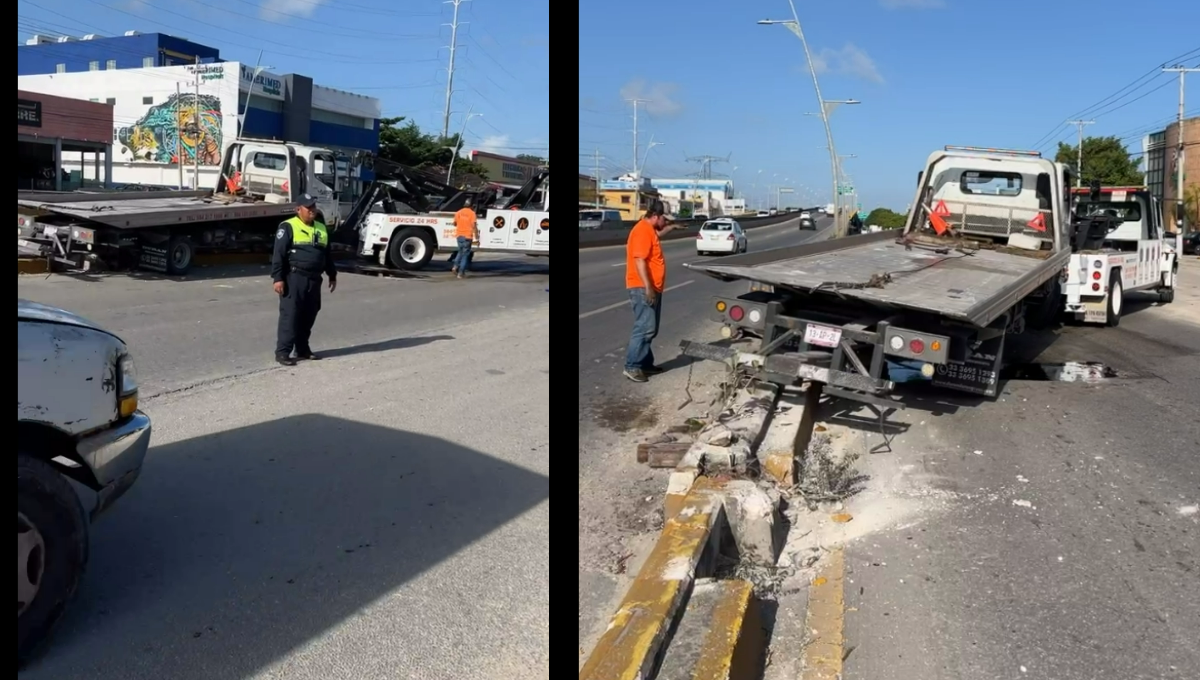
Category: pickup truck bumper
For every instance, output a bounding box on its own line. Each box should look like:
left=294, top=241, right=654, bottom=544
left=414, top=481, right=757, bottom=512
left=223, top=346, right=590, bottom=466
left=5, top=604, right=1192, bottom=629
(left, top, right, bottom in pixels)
left=75, top=411, right=152, bottom=518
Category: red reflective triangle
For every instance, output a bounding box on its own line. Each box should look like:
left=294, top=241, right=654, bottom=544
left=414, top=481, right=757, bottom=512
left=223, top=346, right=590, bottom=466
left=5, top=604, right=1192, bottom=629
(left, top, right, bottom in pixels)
left=1027, top=213, right=1046, bottom=232
left=933, top=200, right=951, bottom=217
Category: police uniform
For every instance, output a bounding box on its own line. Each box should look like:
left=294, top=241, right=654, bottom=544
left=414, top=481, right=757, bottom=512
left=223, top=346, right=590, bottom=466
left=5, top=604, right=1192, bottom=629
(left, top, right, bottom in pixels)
left=271, top=197, right=337, bottom=363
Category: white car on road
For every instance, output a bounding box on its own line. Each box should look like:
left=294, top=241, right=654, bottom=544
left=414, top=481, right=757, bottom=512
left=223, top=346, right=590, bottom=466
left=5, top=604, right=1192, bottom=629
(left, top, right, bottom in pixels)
left=799, top=211, right=812, bottom=219
left=696, top=219, right=747, bottom=256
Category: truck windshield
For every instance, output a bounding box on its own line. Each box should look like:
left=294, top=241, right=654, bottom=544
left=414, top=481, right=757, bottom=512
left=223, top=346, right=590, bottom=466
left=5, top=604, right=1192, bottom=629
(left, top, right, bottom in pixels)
left=1076, top=201, right=1142, bottom=222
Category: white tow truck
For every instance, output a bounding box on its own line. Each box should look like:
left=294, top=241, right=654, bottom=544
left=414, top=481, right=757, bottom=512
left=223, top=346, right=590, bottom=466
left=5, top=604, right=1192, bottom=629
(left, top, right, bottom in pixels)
left=341, top=158, right=549, bottom=271
left=18, top=140, right=352, bottom=275
left=1062, top=184, right=1178, bottom=325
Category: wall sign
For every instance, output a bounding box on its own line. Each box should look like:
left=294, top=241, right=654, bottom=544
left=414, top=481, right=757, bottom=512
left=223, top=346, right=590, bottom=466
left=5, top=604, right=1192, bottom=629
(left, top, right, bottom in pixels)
left=18, top=99, right=42, bottom=127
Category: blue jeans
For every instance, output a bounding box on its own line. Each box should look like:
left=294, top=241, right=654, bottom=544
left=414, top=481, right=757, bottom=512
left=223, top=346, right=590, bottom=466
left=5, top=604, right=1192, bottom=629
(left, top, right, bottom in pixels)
left=454, top=236, right=473, bottom=274
left=625, top=288, right=662, bottom=371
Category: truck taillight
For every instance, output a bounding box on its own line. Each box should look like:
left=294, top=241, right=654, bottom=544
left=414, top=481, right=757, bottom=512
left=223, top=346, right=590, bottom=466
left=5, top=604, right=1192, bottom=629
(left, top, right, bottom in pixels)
left=1092, top=271, right=1101, bottom=280
left=1092, top=283, right=1101, bottom=291
left=910, top=339, right=924, bottom=354
left=728, top=305, right=745, bottom=322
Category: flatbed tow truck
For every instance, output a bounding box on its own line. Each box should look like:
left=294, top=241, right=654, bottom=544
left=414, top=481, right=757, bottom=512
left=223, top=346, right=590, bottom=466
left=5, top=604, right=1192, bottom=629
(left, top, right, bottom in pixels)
left=18, top=140, right=350, bottom=275
left=678, top=146, right=1104, bottom=406
left=336, top=157, right=549, bottom=271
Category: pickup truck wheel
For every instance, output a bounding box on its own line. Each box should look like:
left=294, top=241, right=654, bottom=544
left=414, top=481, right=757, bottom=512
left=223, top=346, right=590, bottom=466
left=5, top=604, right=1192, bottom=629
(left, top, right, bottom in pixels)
left=1159, top=265, right=1177, bottom=303
left=166, top=236, right=194, bottom=275
left=388, top=227, right=435, bottom=270
left=1105, top=273, right=1123, bottom=327
left=17, top=453, right=89, bottom=666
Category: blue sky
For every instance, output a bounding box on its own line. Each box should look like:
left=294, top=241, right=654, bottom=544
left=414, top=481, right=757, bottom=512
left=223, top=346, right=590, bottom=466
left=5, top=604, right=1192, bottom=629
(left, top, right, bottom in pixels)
left=17, top=0, right=549, bottom=157
left=579, top=0, right=1200, bottom=210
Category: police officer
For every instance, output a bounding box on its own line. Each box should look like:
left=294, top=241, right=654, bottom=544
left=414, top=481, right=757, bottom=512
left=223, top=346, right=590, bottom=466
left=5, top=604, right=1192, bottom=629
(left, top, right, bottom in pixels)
left=272, top=194, right=337, bottom=366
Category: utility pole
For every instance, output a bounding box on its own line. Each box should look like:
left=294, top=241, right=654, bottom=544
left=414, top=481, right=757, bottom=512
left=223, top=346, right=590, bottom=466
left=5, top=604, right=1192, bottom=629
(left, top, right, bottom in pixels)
left=1163, top=66, right=1198, bottom=231
left=441, top=0, right=468, bottom=139
left=176, top=82, right=184, bottom=190
left=592, top=149, right=604, bottom=206
left=193, top=66, right=201, bottom=189
left=626, top=98, right=650, bottom=176
left=1066, top=120, right=1095, bottom=187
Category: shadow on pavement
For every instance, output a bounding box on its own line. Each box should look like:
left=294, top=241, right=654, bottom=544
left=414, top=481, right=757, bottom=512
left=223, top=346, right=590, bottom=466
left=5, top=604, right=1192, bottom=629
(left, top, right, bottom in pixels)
left=320, top=334, right=454, bottom=359
left=23, top=415, right=549, bottom=680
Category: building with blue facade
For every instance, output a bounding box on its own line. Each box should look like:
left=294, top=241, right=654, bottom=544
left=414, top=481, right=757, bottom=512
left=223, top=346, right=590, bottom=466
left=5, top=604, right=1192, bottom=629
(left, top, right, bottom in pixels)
left=18, top=32, right=381, bottom=189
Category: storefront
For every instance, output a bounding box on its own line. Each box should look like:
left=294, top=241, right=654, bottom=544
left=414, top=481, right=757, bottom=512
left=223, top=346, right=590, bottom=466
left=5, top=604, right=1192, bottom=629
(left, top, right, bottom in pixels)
left=18, top=90, right=113, bottom=191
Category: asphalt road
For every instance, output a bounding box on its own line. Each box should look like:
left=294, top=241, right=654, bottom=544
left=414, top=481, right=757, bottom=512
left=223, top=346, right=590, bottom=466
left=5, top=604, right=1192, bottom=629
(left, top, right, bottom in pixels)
left=837, top=263, right=1200, bottom=680
left=18, top=253, right=549, bottom=680
left=577, top=215, right=833, bottom=654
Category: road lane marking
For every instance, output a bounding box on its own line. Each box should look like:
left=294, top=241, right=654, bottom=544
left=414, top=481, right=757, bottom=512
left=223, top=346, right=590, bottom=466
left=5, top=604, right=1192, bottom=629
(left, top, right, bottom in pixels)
left=611, top=262, right=624, bottom=267
left=578, top=280, right=696, bottom=320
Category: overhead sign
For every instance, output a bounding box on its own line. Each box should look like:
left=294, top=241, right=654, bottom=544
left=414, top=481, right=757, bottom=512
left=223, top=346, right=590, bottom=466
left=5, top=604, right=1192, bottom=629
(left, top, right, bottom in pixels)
left=858, top=210, right=868, bottom=220
left=18, top=99, right=42, bottom=127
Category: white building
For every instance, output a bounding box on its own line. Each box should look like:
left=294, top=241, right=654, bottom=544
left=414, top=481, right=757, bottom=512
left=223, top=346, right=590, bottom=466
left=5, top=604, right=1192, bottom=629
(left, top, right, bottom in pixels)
left=17, top=62, right=381, bottom=189
left=646, top=178, right=747, bottom=216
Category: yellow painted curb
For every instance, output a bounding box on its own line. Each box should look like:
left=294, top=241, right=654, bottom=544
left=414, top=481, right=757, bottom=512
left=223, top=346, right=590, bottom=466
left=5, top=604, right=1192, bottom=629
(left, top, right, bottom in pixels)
left=18, top=259, right=49, bottom=275
left=579, top=477, right=724, bottom=680
left=800, top=548, right=846, bottom=680
left=692, top=580, right=766, bottom=680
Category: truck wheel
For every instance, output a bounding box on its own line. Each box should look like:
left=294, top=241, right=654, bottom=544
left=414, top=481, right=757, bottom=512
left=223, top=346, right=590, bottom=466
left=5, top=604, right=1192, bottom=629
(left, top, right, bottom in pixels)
left=388, top=227, right=435, bottom=270
left=166, top=236, right=194, bottom=275
left=1105, top=272, right=1123, bottom=327
left=1159, top=265, right=1177, bottom=303
left=18, top=453, right=89, bottom=666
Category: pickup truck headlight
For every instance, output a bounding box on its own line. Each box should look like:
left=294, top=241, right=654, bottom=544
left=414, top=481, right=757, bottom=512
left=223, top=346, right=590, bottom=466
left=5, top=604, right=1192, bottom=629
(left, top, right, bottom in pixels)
left=117, top=353, right=139, bottom=418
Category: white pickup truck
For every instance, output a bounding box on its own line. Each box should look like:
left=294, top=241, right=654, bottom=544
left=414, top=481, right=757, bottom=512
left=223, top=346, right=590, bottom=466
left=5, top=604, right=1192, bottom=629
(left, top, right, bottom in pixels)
left=18, top=300, right=152, bottom=664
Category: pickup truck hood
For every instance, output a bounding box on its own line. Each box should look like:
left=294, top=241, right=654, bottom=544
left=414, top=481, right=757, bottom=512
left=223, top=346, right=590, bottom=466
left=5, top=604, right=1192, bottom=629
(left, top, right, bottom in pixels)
left=17, top=299, right=118, bottom=339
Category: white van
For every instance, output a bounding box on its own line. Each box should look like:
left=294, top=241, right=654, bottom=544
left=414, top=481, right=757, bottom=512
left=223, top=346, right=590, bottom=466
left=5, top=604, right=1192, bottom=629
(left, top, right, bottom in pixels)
left=579, top=209, right=624, bottom=231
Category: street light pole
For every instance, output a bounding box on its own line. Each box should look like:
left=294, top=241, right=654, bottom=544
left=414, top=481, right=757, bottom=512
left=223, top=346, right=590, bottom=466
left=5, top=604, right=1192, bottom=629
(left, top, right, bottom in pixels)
left=446, top=105, right=482, bottom=184
left=760, top=4, right=850, bottom=237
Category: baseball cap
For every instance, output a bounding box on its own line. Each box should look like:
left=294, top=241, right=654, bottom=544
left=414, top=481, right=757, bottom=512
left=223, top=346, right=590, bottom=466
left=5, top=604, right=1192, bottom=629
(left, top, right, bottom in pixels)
left=298, top=194, right=318, bottom=209
left=645, top=199, right=667, bottom=217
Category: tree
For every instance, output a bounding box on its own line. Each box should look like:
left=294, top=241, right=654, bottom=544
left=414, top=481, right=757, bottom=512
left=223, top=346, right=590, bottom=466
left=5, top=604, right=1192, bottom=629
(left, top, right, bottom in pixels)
left=516, top=153, right=548, bottom=167
left=376, top=116, right=489, bottom=186
left=1054, top=135, right=1143, bottom=187
left=1183, top=183, right=1200, bottom=230
left=865, top=207, right=907, bottom=229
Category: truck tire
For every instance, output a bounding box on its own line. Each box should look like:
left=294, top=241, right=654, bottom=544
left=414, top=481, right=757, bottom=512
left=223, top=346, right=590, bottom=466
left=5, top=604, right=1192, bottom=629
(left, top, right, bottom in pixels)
left=18, top=453, right=89, bottom=667
left=166, top=235, right=194, bottom=275
left=388, top=227, right=436, bottom=271
left=1159, top=264, right=1177, bottom=303
left=1105, top=271, right=1123, bottom=327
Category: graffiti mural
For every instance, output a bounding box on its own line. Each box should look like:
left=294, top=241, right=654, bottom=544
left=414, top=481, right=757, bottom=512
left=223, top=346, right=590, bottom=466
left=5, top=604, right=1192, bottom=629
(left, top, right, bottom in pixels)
left=116, top=93, right=224, bottom=166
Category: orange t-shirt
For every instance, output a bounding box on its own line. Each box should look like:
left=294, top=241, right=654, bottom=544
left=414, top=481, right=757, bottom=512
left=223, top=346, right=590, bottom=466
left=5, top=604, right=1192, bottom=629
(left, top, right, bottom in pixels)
left=625, top=219, right=666, bottom=292
left=454, top=208, right=478, bottom=238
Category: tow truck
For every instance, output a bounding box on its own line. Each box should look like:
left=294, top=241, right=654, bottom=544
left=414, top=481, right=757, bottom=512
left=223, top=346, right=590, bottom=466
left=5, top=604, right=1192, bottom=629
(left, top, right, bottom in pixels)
left=1062, top=184, right=1177, bottom=324
left=18, top=140, right=351, bottom=275
left=338, top=158, right=549, bottom=271
left=678, top=146, right=1080, bottom=405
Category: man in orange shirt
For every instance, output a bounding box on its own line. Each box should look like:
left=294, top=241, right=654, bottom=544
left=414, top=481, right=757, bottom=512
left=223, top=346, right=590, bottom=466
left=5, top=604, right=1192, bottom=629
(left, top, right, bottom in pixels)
left=623, top=200, right=677, bottom=382
left=452, top=198, right=479, bottom=279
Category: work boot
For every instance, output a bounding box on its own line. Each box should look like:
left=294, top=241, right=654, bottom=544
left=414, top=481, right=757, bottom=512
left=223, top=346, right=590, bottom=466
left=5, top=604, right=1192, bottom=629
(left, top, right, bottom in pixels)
left=276, top=355, right=297, bottom=367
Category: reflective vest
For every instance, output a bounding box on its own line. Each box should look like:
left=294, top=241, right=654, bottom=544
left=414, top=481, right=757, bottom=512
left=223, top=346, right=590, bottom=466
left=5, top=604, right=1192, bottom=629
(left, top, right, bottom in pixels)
left=287, top=216, right=329, bottom=248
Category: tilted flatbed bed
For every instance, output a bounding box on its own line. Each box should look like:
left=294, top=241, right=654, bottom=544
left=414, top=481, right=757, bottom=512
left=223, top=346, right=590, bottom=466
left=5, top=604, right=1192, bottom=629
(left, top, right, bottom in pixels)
left=17, top=189, right=298, bottom=230
left=685, top=230, right=1072, bottom=329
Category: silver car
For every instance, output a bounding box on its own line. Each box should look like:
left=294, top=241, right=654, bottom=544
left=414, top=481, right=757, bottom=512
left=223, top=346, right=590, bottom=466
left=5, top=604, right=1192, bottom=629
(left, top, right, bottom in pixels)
left=579, top=209, right=624, bottom=231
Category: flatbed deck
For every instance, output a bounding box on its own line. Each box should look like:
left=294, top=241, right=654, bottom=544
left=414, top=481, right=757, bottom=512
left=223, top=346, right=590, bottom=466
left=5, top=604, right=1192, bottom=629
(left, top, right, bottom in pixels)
left=684, top=230, right=1071, bottom=328
left=17, top=190, right=297, bottom=230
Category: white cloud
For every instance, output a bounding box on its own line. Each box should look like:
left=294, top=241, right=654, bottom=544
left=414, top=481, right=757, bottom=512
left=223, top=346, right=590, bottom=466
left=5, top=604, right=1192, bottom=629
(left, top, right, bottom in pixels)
left=618, top=79, right=684, bottom=118
left=807, top=44, right=884, bottom=84
left=471, top=135, right=512, bottom=156
left=258, top=0, right=328, bottom=22
left=880, top=0, right=945, bottom=8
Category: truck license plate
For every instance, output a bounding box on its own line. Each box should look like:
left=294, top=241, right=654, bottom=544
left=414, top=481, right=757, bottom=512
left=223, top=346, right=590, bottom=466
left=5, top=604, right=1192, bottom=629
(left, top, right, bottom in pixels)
left=803, top=323, right=842, bottom=348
